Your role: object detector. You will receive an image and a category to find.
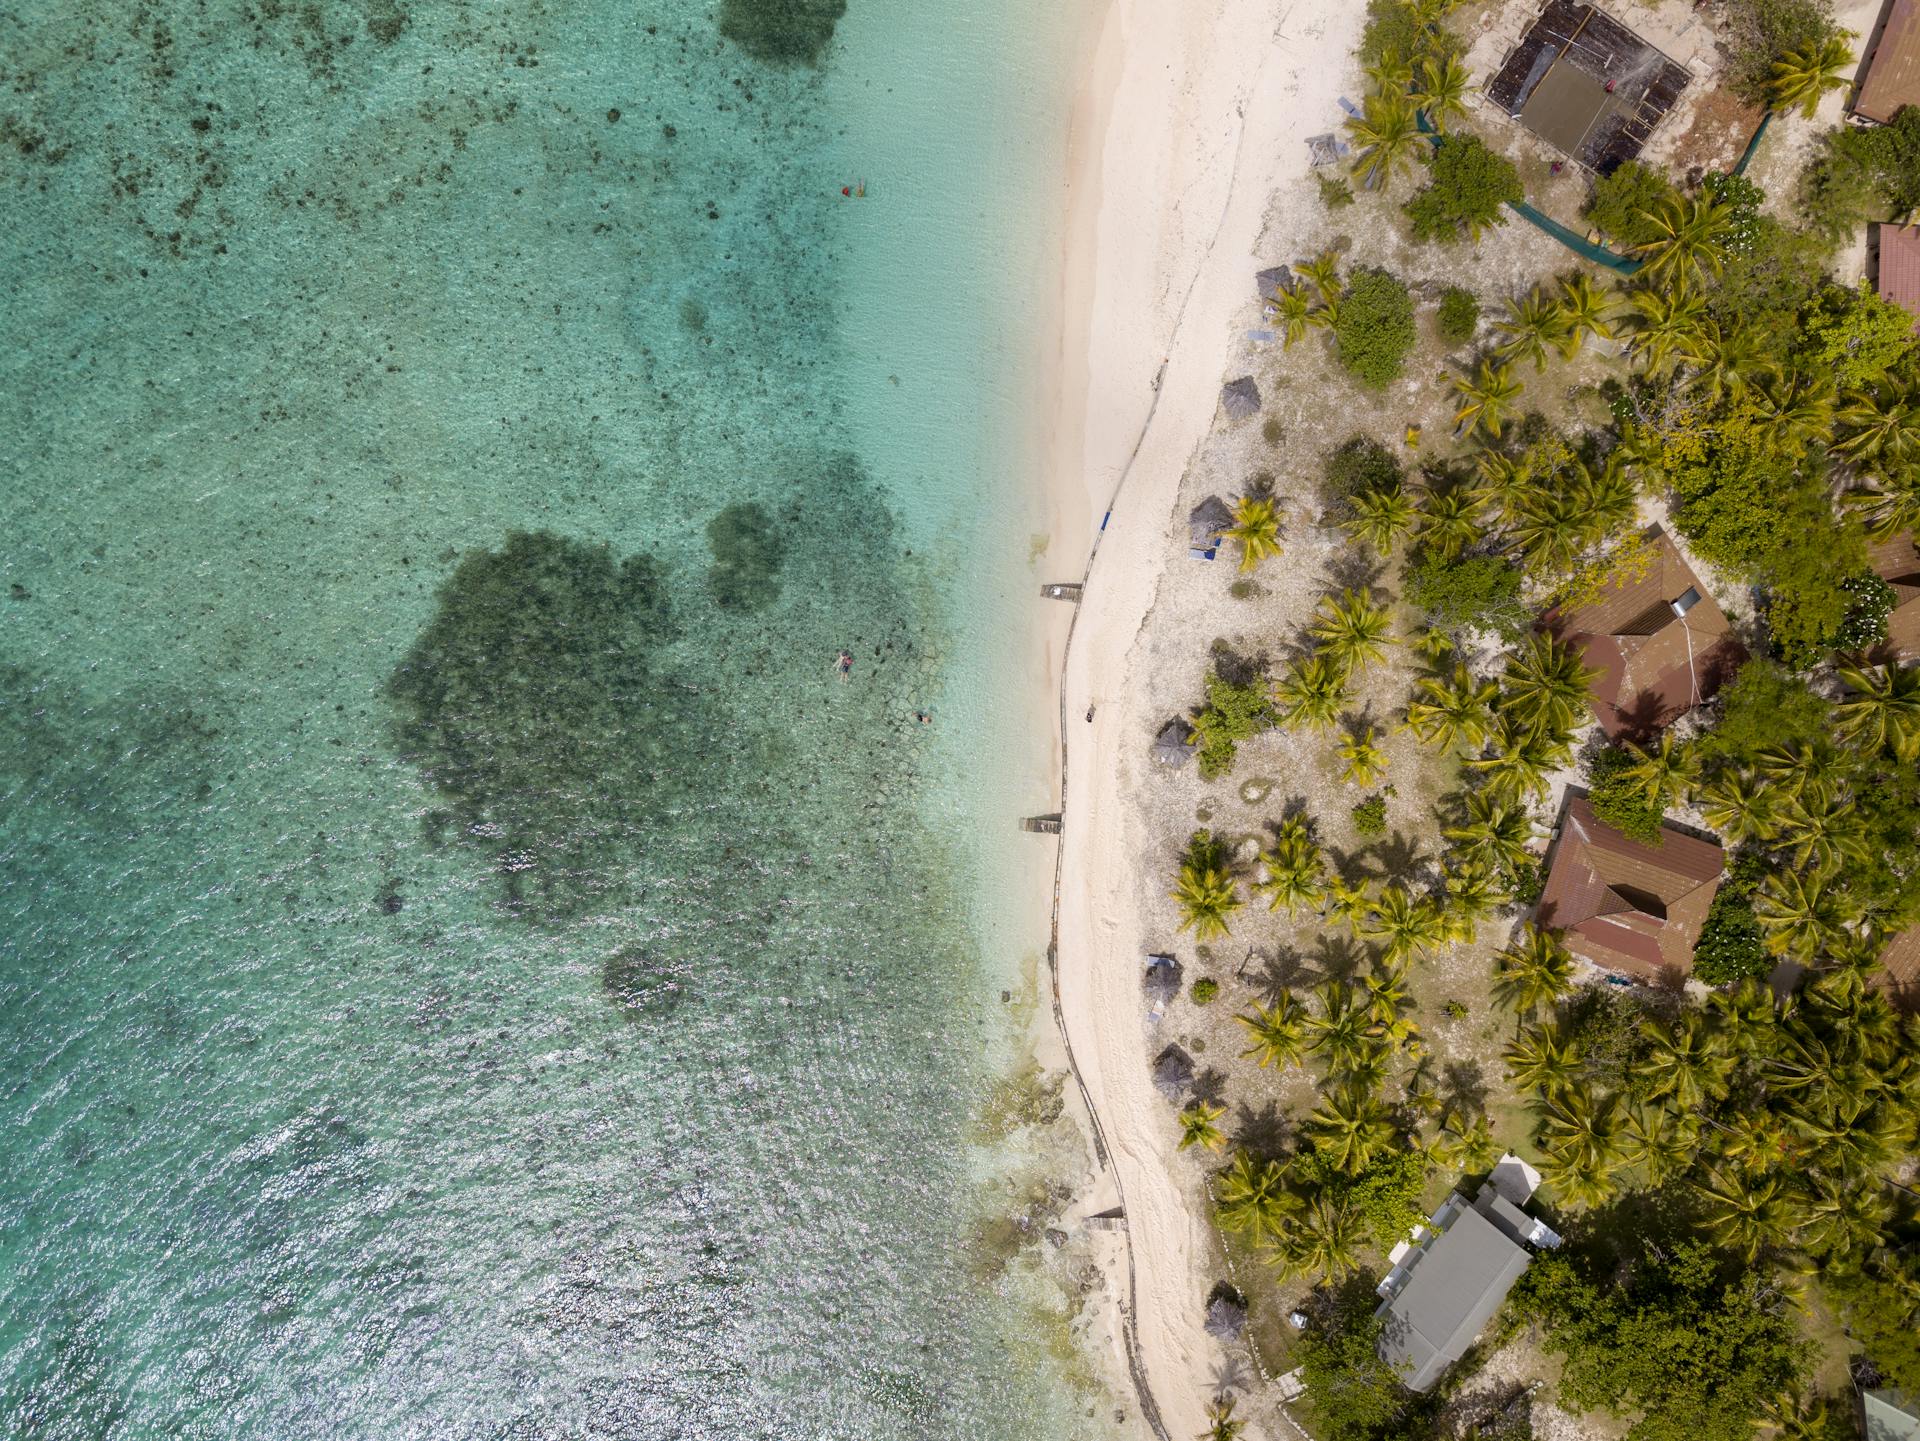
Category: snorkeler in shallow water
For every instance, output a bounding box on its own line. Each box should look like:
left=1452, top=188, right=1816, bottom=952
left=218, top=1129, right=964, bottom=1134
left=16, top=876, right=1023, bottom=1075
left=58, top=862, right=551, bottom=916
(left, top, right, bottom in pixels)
left=836, top=649, right=853, bottom=679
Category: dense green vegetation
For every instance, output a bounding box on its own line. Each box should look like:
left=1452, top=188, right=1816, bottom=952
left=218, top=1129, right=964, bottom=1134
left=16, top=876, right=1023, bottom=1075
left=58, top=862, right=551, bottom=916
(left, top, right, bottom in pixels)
left=1435, top=286, right=1479, bottom=345
left=1334, top=271, right=1417, bottom=388
left=1405, top=136, right=1521, bottom=244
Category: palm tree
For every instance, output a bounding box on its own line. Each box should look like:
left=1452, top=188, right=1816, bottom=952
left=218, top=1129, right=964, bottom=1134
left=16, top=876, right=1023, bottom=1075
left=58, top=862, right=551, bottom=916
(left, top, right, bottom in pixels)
left=1632, top=196, right=1732, bottom=286
left=1494, top=289, right=1569, bottom=373
left=1346, top=91, right=1423, bottom=189
left=1415, top=53, right=1471, bottom=130
left=1753, top=372, right=1837, bottom=450
left=1696, top=768, right=1779, bottom=844
left=1752, top=868, right=1859, bottom=961
left=1365, top=884, right=1448, bottom=965
left=1172, top=831, right=1242, bottom=941
left=1450, top=358, right=1523, bottom=440
left=1640, top=1011, right=1732, bottom=1110
left=1498, top=632, right=1598, bottom=741
left=1467, top=726, right=1566, bottom=803
left=1440, top=858, right=1505, bottom=943
left=1846, top=470, right=1920, bottom=540
left=1415, top=484, right=1482, bottom=561
left=1257, top=823, right=1327, bottom=916
left=1405, top=664, right=1498, bottom=753
left=1444, top=790, right=1536, bottom=875
left=1490, top=923, right=1575, bottom=1021
left=1536, top=1145, right=1622, bottom=1210
left=1364, top=49, right=1415, bottom=98
left=1623, top=282, right=1708, bottom=377
left=1504, top=1022, right=1585, bottom=1096
left=1431, top=1112, right=1501, bottom=1172
left=1305, top=980, right=1376, bottom=1070
left=1536, top=1082, right=1623, bottom=1173
left=1178, top=1100, right=1229, bottom=1152
left=1322, top=878, right=1377, bottom=937
left=1311, top=589, right=1394, bottom=672
left=1225, top=495, right=1284, bottom=573
left=1305, top=1084, right=1399, bottom=1175
left=1508, top=485, right=1590, bottom=576
left=1707, top=977, right=1780, bottom=1059
left=1621, top=732, right=1698, bottom=809
left=1794, top=1172, right=1892, bottom=1263
left=1201, top=1394, right=1246, bottom=1441
left=1775, top=788, right=1871, bottom=873
left=1619, top=1102, right=1699, bottom=1185
left=1695, top=1168, right=1797, bottom=1261
left=1344, top=486, right=1418, bottom=554
left=1554, top=273, right=1614, bottom=358
left=1297, top=249, right=1343, bottom=306
left=1213, top=1150, right=1296, bottom=1239
left=1692, top=319, right=1777, bottom=404
left=1358, top=958, right=1413, bottom=1027
left=1753, top=739, right=1828, bottom=794
left=1338, top=727, right=1390, bottom=787
left=1274, top=653, right=1351, bottom=731
left=1836, top=662, right=1920, bottom=761
left=1768, top=33, right=1855, bottom=119
left=1274, top=285, right=1314, bottom=347
left=1835, top=375, right=1920, bottom=466
left=1272, top=1192, right=1365, bottom=1284
left=1239, top=993, right=1308, bottom=1069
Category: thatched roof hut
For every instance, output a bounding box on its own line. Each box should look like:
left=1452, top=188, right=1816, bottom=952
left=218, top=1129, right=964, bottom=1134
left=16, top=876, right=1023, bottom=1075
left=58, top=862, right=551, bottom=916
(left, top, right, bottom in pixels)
left=1152, top=718, right=1196, bottom=768
left=1152, top=1044, right=1195, bottom=1101
left=1221, top=376, right=1261, bottom=419
left=1204, top=1290, right=1248, bottom=1341
left=1143, top=954, right=1182, bottom=1004
left=1188, top=496, right=1233, bottom=555
left=1256, top=265, right=1292, bottom=297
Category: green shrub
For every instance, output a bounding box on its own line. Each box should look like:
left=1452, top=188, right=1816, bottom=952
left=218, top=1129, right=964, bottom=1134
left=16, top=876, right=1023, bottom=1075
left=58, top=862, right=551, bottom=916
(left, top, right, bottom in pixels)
left=1800, top=107, right=1920, bottom=236
left=1722, top=0, right=1842, bottom=103
left=1585, top=161, right=1680, bottom=247
left=1334, top=270, right=1417, bottom=389
left=1324, top=436, right=1405, bottom=501
left=1296, top=1295, right=1418, bottom=1441
left=1351, top=795, right=1388, bottom=836
left=1791, top=280, right=1920, bottom=387
left=1190, top=977, right=1220, bottom=1005
left=1316, top=170, right=1355, bottom=210
left=1405, top=136, right=1522, bottom=244
left=1692, top=854, right=1772, bottom=986
left=1835, top=572, right=1898, bottom=650
left=1190, top=668, right=1273, bottom=780
left=1436, top=287, right=1480, bottom=345
left=1405, top=552, right=1528, bottom=638
left=1587, top=747, right=1665, bottom=844
left=1441, top=999, right=1468, bottom=1020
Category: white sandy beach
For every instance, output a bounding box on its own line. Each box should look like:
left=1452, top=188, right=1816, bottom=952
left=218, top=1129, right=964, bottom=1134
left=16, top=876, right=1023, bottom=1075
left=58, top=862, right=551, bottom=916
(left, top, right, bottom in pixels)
left=1040, top=0, right=1366, bottom=1435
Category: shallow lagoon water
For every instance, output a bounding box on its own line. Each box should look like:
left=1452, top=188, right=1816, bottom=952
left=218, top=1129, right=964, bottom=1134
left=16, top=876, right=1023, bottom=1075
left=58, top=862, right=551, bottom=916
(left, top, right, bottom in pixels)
left=0, top=2, right=1097, bottom=1437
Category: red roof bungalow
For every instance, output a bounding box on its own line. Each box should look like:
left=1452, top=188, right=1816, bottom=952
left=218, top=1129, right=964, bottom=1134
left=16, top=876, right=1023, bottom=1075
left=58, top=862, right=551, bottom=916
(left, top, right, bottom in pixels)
left=1876, top=923, right=1920, bottom=1012
left=1543, top=527, right=1747, bottom=740
left=1537, top=795, right=1725, bottom=986
left=1867, top=531, right=1920, bottom=659
left=1854, top=0, right=1920, bottom=125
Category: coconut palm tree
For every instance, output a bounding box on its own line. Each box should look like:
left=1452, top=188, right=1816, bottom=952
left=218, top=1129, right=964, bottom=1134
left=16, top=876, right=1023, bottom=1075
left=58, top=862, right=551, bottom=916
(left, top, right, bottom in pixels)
left=1640, top=1011, right=1732, bottom=1110
left=1499, top=632, right=1598, bottom=741
left=1695, top=1167, right=1797, bottom=1261
left=1274, top=286, right=1315, bottom=347
left=1753, top=372, right=1837, bottom=450
left=1346, top=91, right=1423, bottom=189
left=1322, top=877, right=1377, bottom=938
left=1632, top=195, right=1733, bottom=286
left=1257, top=822, right=1327, bottom=916
left=1344, top=486, right=1418, bottom=554
left=1431, top=1112, right=1501, bottom=1173
left=1707, top=976, right=1780, bottom=1059
left=1450, top=358, right=1523, bottom=440
left=1494, top=289, right=1570, bottom=373
left=1414, top=53, right=1471, bottom=131
left=1178, top=1099, right=1229, bottom=1152
left=1213, top=1150, right=1296, bottom=1239
left=1297, top=249, right=1343, bottom=306
left=1201, top=1394, right=1246, bottom=1441
left=1274, top=652, right=1351, bottom=731
left=1768, top=33, right=1855, bottom=119
left=1272, top=1192, right=1366, bottom=1283
left=1443, top=790, right=1537, bottom=875
left=1775, top=788, right=1871, bottom=874
left=1535, top=1145, right=1622, bottom=1210
left=1752, top=867, right=1859, bottom=961
left=1468, top=726, right=1566, bottom=804
left=1696, top=768, right=1779, bottom=844
left=1836, top=662, right=1920, bottom=761
left=1415, top=484, right=1482, bottom=561
left=1365, top=49, right=1415, bottom=98
left=1623, top=282, right=1709, bottom=378
left=1835, top=375, right=1920, bottom=466
left=1338, top=727, right=1390, bottom=787
left=1225, top=495, right=1284, bottom=573
left=1508, top=485, right=1590, bottom=576
left=1554, top=272, right=1615, bottom=358
left=1312, top=589, right=1395, bottom=672
left=1846, top=469, right=1920, bottom=540
left=1536, top=1082, right=1623, bottom=1173
left=1305, top=980, right=1376, bottom=1071
left=1404, top=664, right=1498, bottom=753
left=1753, top=739, right=1828, bottom=794
left=1358, top=958, right=1413, bottom=1029
left=1619, top=1102, right=1699, bottom=1185
left=1305, top=1084, right=1399, bottom=1176
left=1366, top=884, right=1449, bottom=965
left=1239, top=992, right=1308, bottom=1070
left=1620, top=732, right=1698, bottom=809
left=1692, top=319, right=1778, bottom=404
left=1173, top=831, right=1242, bottom=941
left=1504, top=1022, right=1585, bottom=1097
left=1490, top=923, right=1576, bottom=1022
left=1440, top=858, right=1505, bottom=943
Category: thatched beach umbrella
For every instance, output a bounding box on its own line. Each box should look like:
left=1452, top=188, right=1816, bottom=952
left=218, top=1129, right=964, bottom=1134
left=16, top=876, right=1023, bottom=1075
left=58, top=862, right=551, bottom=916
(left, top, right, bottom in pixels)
left=1152, top=1044, right=1195, bottom=1102
left=1151, top=718, right=1196, bottom=769
left=1188, top=496, right=1233, bottom=553
left=1256, top=265, right=1292, bottom=297
left=1204, top=1290, right=1249, bottom=1341
left=1221, top=376, right=1261, bottom=420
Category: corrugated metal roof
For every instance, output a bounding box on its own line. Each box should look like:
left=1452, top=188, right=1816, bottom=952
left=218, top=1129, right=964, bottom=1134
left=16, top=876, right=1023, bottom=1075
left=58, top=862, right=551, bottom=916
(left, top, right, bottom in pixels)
left=1856, top=0, right=1920, bottom=125
left=1377, top=1204, right=1532, bottom=1392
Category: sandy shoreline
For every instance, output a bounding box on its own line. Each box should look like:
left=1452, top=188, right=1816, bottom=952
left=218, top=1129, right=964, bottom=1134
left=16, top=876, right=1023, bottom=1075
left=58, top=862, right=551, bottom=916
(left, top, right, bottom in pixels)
left=1038, top=0, right=1365, bottom=1434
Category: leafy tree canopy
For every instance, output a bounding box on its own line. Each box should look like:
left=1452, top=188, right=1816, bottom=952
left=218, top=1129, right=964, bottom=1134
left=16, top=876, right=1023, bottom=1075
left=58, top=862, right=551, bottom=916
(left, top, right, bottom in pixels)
left=1405, top=551, right=1528, bottom=639
left=1437, top=286, right=1480, bottom=345
left=1191, top=667, right=1273, bottom=780
left=1405, top=136, right=1522, bottom=244
left=1721, top=0, right=1843, bottom=104
left=1791, top=281, right=1919, bottom=388
left=1336, top=271, right=1418, bottom=389
left=1586, top=746, right=1665, bottom=844
left=1586, top=162, right=1681, bottom=247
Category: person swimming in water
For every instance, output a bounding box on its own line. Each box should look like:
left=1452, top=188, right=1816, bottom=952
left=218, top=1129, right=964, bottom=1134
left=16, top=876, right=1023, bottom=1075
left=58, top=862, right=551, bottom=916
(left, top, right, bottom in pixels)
left=836, top=649, right=853, bottom=679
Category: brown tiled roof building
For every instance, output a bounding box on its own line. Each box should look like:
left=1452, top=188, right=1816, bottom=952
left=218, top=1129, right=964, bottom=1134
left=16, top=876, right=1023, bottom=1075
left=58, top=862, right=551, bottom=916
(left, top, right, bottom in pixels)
left=1545, top=527, right=1746, bottom=739
left=1855, top=0, right=1920, bottom=125
left=1877, top=922, right=1920, bottom=1012
left=1867, top=531, right=1920, bottom=660
left=1537, top=795, right=1724, bottom=984
left=1876, top=226, right=1920, bottom=335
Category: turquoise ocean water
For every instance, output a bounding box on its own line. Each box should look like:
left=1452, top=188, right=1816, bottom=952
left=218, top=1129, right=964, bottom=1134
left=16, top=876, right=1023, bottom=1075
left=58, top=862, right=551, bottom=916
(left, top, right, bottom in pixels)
left=0, top=2, right=1103, bottom=1437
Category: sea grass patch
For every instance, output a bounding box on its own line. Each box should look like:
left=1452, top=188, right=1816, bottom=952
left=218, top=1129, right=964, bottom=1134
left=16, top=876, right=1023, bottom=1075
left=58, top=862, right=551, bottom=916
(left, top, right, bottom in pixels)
left=718, top=0, right=847, bottom=66
left=706, top=501, right=785, bottom=612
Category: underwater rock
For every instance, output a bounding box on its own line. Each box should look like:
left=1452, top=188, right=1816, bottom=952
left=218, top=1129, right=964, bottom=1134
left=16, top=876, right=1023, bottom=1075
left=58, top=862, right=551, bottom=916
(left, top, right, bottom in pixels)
left=706, top=501, right=784, bottom=613
left=601, top=947, right=686, bottom=1021
left=718, top=0, right=848, bottom=66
